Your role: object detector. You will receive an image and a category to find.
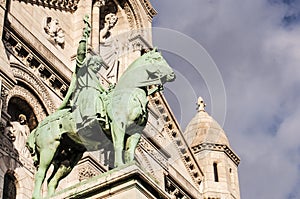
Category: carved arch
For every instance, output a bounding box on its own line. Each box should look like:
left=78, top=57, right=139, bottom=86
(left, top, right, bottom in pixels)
left=125, top=0, right=144, bottom=29
left=7, top=64, right=56, bottom=115
left=6, top=86, right=47, bottom=124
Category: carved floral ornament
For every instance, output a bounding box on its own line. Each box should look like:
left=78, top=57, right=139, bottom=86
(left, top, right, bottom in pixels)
left=78, top=166, right=98, bottom=181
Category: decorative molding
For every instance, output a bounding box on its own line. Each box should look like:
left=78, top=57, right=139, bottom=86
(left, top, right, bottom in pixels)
left=192, top=143, right=241, bottom=166
left=140, top=0, right=157, bottom=20
left=3, top=29, right=68, bottom=101
left=128, top=0, right=143, bottom=28
left=9, top=65, right=55, bottom=114
left=15, top=0, right=80, bottom=12
left=128, top=33, right=152, bottom=51
left=124, top=2, right=135, bottom=30
left=150, top=93, right=203, bottom=186
left=136, top=146, right=155, bottom=177
left=77, top=155, right=107, bottom=181
left=165, top=175, right=194, bottom=199
left=6, top=85, right=47, bottom=122
left=138, top=136, right=168, bottom=170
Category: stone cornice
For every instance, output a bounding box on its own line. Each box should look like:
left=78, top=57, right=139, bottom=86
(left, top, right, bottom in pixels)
left=165, top=174, right=202, bottom=199
left=192, top=143, right=241, bottom=166
left=3, top=27, right=70, bottom=101
left=150, top=92, right=204, bottom=186
left=139, top=135, right=169, bottom=170
left=52, top=163, right=170, bottom=199
left=16, top=0, right=80, bottom=12
left=140, top=0, right=157, bottom=20
left=5, top=13, right=72, bottom=81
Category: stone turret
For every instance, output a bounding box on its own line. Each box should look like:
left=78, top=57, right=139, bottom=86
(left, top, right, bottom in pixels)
left=184, top=97, right=241, bottom=199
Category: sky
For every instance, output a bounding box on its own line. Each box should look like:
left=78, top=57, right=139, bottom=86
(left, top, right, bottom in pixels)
left=149, top=0, right=300, bottom=198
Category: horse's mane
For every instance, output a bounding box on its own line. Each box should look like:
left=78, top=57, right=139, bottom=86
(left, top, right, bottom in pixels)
left=122, top=49, right=160, bottom=74
left=116, top=49, right=165, bottom=89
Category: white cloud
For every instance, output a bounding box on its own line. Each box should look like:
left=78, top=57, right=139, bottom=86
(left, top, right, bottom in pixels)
left=151, top=0, right=300, bottom=198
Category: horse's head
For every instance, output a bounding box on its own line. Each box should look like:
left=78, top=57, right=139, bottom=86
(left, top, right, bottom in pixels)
left=142, top=49, right=176, bottom=85
left=117, top=49, right=176, bottom=89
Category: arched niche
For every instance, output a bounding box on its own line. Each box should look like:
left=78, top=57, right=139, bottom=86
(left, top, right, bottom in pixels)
left=2, top=170, right=17, bottom=199
left=7, top=95, right=39, bottom=131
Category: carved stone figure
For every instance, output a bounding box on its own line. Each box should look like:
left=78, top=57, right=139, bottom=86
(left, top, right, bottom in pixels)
left=100, top=12, right=119, bottom=81
left=5, top=114, right=30, bottom=154
left=100, top=13, right=118, bottom=43
left=44, top=17, right=65, bottom=48
left=26, top=16, right=175, bottom=199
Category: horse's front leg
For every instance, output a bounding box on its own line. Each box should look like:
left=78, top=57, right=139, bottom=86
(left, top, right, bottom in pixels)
left=32, top=140, right=60, bottom=199
left=111, top=122, right=125, bottom=167
left=125, top=133, right=141, bottom=164
left=47, top=152, right=84, bottom=197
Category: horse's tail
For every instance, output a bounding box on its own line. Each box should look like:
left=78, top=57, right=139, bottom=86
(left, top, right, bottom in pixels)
left=26, top=129, right=38, bottom=166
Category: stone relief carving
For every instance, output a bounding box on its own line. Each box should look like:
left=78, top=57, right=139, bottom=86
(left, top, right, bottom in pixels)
left=139, top=136, right=168, bottom=170
left=44, top=17, right=65, bottom=48
left=5, top=114, right=31, bottom=157
left=78, top=166, right=97, bottom=181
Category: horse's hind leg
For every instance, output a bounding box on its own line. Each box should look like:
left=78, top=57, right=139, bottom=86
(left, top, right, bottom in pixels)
left=47, top=152, right=84, bottom=196
left=32, top=141, right=60, bottom=199
left=125, top=133, right=141, bottom=164
left=111, top=122, right=125, bottom=167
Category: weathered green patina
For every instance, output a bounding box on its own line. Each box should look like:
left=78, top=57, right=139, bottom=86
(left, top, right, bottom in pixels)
left=26, top=16, right=175, bottom=199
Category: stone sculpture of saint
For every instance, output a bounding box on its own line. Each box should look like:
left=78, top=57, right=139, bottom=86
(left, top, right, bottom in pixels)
left=100, top=13, right=119, bottom=81
left=5, top=114, right=30, bottom=155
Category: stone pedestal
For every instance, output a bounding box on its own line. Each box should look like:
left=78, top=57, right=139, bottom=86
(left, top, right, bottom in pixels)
left=52, top=163, right=170, bottom=199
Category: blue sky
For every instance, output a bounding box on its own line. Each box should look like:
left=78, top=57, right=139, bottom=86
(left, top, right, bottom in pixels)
left=150, top=0, right=300, bottom=198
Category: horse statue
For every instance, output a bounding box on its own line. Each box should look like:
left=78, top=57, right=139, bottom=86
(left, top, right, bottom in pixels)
left=26, top=16, right=175, bottom=199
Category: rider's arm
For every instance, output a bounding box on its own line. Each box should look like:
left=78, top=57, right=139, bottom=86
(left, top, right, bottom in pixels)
left=76, top=15, right=91, bottom=69
left=76, top=38, right=87, bottom=67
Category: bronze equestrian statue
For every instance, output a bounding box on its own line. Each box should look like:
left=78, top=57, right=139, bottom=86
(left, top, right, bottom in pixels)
left=26, top=16, right=175, bottom=199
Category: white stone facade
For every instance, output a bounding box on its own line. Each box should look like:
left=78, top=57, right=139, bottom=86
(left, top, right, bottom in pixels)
left=0, top=1, right=240, bottom=199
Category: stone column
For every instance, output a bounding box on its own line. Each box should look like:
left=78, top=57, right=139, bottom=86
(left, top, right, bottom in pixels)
left=92, top=2, right=100, bottom=54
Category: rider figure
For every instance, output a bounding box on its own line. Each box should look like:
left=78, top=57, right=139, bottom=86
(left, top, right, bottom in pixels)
left=58, top=16, right=107, bottom=130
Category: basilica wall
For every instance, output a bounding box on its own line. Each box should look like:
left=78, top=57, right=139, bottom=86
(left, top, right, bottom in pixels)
left=0, top=1, right=241, bottom=199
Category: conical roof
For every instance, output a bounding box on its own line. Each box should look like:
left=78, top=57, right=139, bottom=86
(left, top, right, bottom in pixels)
left=184, top=97, right=229, bottom=148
